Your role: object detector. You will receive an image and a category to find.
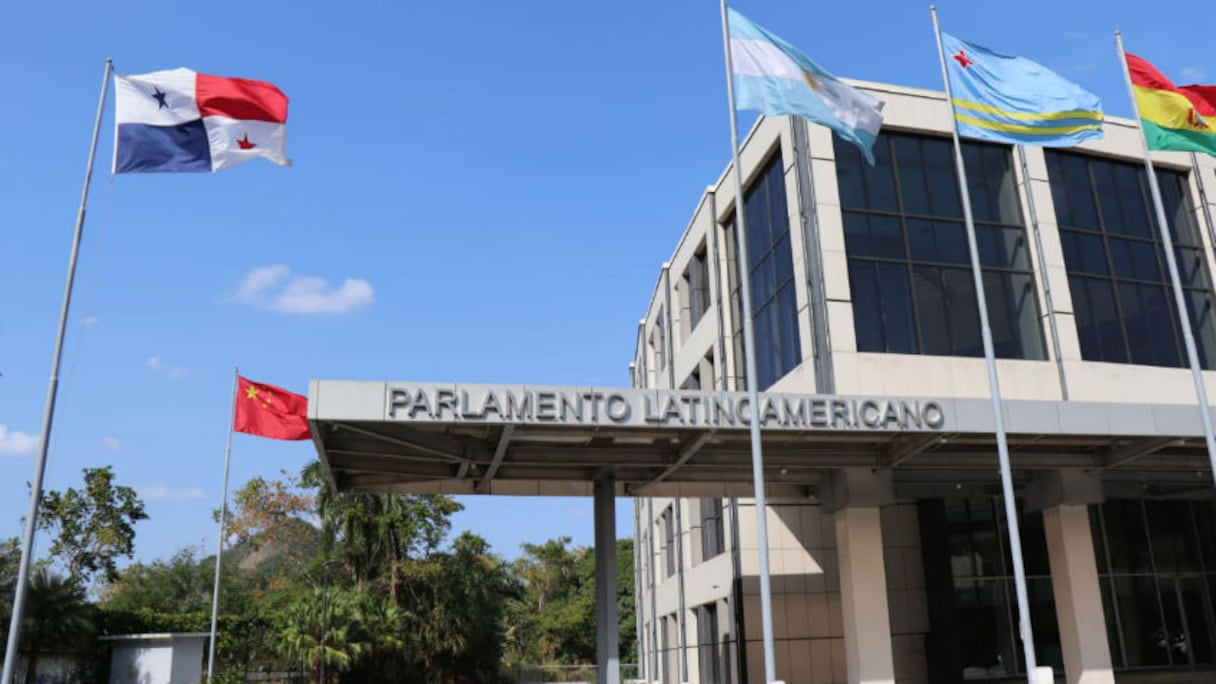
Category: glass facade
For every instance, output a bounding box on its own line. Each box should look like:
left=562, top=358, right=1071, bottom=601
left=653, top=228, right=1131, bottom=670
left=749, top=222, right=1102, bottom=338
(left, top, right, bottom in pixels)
left=834, top=132, right=1045, bottom=360
left=662, top=506, right=675, bottom=578
left=1046, top=151, right=1216, bottom=369
left=700, top=497, right=724, bottom=561
left=1091, top=499, right=1216, bottom=670
left=696, top=603, right=725, bottom=684
left=729, top=152, right=802, bottom=390
left=941, top=499, right=1063, bottom=679
left=688, top=245, right=710, bottom=332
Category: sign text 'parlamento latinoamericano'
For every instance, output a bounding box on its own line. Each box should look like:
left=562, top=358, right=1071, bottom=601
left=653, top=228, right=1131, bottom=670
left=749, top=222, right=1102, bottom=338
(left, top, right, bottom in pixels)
left=385, top=385, right=945, bottom=432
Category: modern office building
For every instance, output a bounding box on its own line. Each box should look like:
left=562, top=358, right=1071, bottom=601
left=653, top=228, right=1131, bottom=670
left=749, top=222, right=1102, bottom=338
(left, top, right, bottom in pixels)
left=630, top=80, right=1216, bottom=684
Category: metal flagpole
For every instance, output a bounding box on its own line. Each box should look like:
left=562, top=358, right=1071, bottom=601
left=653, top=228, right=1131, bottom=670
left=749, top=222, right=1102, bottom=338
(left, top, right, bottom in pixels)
left=206, top=367, right=240, bottom=681
left=1, top=58, right=112, bottom=684
left=1016, top=146, right=1070, bottom=400
left=930, top=8, right=1041, bottom=682
left=1115, top=32, right=1216, bottom=480
left=718, top=2, right=778, bottom=681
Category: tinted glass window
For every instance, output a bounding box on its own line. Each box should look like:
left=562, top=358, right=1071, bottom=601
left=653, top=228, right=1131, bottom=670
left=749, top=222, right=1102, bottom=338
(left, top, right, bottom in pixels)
left=1093, top=499, right=1216, bottom=669
left=944, top=498, right=1062, bottom=678
left=1046, top=151, right=1216, bottom=369
left=835, top=132, right=1045, bottom=360
left=728, top=152, right=802, bottom=389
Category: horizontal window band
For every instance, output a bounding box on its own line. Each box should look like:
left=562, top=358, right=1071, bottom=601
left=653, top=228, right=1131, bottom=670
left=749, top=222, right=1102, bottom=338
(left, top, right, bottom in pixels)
left=1067, top=272, right=1211, bottom=291
left=840, top=209, right=1026, bottom=230
left=1059, top=225, right=1184, bottom=239
left=845, top=256, right=1035, bottom=275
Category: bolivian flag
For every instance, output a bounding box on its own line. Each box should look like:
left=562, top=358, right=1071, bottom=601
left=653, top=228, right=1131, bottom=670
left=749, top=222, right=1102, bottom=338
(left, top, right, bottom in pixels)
left=1127, top=53, right=1216, bottom=157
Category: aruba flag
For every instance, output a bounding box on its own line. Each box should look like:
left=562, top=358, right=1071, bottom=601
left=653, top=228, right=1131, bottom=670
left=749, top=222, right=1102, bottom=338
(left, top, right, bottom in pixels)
left=114, top=68, right=289, bottom=174
left=943, top=34, right=1103, bottom=146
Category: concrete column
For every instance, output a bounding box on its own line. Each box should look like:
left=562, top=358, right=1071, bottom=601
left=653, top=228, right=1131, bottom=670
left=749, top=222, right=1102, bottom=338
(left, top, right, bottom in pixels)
left=1043, top=504, right=1115, bottom=684
left=836, top=506, right=896, bottom=684
left=594, top=478, right=620, bottom=684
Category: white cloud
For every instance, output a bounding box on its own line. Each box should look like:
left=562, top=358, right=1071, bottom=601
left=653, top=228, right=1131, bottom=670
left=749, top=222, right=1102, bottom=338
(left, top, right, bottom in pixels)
left=102, top=435, right=121, bottom=451
left=81, top=316, right=99, bottom=327
left=146, top=355, right=188, bottom=380
left=1181, top=66, right=1208, bottom=83
left=137, top=484, right=206, bottom=502
left=0, top=426, right=39, bottom=457
left=235, top=265, right=374, bottom=315
left=237, top=264, right=291, bottom=301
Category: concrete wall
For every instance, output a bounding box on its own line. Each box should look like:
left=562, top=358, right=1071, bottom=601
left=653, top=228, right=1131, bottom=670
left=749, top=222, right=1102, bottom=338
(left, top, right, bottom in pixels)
left=108, top=636, right=205, bottom=684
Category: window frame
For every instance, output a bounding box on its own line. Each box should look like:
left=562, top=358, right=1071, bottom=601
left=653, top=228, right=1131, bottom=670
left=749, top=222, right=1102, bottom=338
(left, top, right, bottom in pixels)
left=1046, top=150, right=1216, bottom=370
left=835, top=132, right=1047, bottom=361
left=726, top=150, right=802, bottom=390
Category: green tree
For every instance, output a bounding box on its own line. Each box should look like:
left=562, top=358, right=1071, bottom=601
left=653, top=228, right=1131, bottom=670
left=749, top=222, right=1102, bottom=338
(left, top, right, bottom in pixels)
left=301, top=461, right=460, bottom=598
left=506, top=537, right=636, bottom=667
left=403, top=532, right=511, bottom=683
left=0, top=538, right=20, bottom=654
left=278, top=587, right=370, bottom=683
left=37, top=466, right=148, bottom=585
left=100, top=546, right=213, bottom=613
left=614, top=538, right=637, bottom=663
left=508, top=537, right=593, bottom=664
left=20, top=569, right=95, bottom=680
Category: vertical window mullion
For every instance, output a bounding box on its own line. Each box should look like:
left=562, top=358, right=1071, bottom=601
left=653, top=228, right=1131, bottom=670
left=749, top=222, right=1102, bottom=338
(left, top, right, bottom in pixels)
left=1089, top=160, right=1136, bottom=365
left=1097, top=504, right=1130, bottom=667
left=888, top=138, right=926, bottom=354
left=1139, top=500, right=1175, bottom=666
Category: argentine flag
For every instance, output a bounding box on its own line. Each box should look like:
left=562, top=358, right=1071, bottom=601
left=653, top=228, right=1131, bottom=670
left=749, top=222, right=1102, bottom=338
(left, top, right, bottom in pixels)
left=727, top=8, right=884, bottom=162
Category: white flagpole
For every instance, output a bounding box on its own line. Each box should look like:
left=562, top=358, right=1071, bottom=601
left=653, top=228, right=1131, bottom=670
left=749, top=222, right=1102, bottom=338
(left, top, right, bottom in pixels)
left=1, top=58, right=113, bottom=684
left=930, top=8, right=1041, bottom=682
left=206, top=367, right=240, bottom=681
left=1115, top=33, right=1216, bottom=482
left=718, top=3, right=778, bottom=681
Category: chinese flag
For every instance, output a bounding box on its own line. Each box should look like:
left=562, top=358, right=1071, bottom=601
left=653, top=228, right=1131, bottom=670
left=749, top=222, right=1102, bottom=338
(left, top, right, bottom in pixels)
left=234, top=376, right=311, bottom=440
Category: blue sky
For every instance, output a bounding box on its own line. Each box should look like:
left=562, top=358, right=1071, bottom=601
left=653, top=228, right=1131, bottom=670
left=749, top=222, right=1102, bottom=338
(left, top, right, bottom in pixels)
left=0, top=0, right=1210, bottom=566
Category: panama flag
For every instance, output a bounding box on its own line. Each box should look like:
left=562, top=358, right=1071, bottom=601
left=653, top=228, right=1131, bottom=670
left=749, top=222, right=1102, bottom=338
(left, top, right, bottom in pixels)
left=114, top=68, right=289, bottom=174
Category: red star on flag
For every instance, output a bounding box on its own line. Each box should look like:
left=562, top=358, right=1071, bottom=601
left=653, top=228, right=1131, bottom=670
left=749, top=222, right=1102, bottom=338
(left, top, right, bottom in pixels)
left=237, top=134, right=256, bottom=150
left=954, top=50, right=973, bottom=69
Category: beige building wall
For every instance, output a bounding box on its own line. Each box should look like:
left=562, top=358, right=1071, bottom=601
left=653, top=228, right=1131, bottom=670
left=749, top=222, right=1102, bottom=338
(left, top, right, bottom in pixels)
left=633, top=80, right=1216, bottom=684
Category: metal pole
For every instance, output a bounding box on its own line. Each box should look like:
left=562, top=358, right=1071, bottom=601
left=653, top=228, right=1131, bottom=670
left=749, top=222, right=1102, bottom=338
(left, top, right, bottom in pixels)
left=1116, top=32, right=1216, bottom=480
left=718, top=3, right=777, bottom=680
left=206, top=367, right=240, bottom=681
left=931, top=8, right=1040, bottom=681
left=1016, top=146, right=1070, bottom=400
left=1, top=58, right=112, bottom=684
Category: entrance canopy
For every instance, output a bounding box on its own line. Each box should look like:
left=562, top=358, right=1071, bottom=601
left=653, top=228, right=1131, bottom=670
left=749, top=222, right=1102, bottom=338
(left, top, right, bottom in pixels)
left=309, top=381, right=1215, bottom=498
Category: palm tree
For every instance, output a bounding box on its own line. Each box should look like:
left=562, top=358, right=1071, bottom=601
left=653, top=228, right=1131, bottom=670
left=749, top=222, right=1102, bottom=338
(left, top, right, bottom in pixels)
left=278, top=587, right=367, bottom=684
left=21, top=569, right=94, bottom=681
